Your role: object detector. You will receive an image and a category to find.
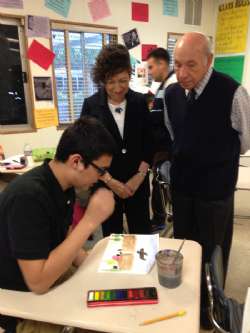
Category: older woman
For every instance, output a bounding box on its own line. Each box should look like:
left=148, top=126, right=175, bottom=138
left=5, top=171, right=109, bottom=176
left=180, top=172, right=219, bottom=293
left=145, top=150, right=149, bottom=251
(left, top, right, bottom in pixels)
left=81, top=44, right=152, bottom=236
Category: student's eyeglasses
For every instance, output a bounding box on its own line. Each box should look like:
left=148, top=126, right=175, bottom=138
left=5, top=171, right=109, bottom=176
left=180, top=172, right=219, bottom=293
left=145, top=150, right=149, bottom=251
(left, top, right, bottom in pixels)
left=89, top=161, right=108, bottom=176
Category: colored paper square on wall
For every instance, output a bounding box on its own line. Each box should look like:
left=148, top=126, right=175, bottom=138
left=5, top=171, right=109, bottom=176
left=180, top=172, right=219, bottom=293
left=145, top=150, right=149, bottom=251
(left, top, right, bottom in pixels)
left=34, top=108, right=58, bottom=129
left=88, top=0, right=111, bottom=22
left=141, top=44, right=157, bottom=61
left=214, top=56, right=245, bottom=83
left=27, top=40, right=55, bottom=70
left=163, top=0, right=178, bottom=17
left=132, top=2, right=149, bottom=22
left=0, top=0, right=23, bottom=8
left=45, top=0, right=71, bottom=18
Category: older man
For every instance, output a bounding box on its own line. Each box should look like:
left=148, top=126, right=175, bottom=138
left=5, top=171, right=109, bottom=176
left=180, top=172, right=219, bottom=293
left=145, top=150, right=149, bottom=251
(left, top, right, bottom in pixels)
left=164, top=32, right=250, bottom=329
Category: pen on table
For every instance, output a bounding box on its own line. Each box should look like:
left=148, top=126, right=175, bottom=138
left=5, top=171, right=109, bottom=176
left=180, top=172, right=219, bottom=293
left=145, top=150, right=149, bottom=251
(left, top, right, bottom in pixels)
left=139, top=310, right=186, bottom=326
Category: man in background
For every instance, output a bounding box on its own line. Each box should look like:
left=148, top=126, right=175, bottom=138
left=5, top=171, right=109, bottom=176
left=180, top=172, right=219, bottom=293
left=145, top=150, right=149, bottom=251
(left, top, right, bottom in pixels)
left=147, top=48, right=176, bottom=232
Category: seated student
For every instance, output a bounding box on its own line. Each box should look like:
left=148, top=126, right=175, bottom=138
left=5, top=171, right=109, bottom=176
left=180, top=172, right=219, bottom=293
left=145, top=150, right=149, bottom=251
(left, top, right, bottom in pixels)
left=0, top=117, right=116, bottom=333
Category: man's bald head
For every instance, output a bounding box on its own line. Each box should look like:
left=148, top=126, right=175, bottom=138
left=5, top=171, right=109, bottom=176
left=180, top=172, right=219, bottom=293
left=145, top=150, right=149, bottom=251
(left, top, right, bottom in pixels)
left=174, top=32, right=213, bottom=90
left=176, top=32, right=212, bottom=58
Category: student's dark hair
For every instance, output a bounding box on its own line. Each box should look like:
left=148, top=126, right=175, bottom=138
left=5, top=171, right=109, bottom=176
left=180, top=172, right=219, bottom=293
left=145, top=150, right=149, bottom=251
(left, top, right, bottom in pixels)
left=55, top=117, right=116, bottom=165
left=147, top=47, right=170, bottom=64
left=92, top=44, right=132, bottom=85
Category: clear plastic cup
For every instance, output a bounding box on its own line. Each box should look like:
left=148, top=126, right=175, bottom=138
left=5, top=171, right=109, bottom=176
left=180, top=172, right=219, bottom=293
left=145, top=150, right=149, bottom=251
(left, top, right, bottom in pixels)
left=156, top=249, right=183, bottom=288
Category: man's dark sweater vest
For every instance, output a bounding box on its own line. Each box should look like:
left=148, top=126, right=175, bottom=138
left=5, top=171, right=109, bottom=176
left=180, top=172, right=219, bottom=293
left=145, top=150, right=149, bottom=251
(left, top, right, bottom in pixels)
left=165, top=70, right=240, bottom=200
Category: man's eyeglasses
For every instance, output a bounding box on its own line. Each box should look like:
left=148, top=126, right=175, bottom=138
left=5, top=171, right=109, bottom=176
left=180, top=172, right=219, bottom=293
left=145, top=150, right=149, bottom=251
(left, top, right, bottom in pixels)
left=90, top=161, right=108, bottom=176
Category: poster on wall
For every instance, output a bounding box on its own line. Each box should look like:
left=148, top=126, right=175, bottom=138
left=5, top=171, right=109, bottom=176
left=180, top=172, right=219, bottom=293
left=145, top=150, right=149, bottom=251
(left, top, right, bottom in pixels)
left=45, top=0, right=71, bottom=18
left=0, top=0, right=23, bottom=8
left=122, top=28, right=140, bottom=50
left=163, top=0, right=178, bottom=17
left=27, top=40, right=55, bottom=70
left=26, top=15, right=50, bottom=38
left=215, top=2, right=250, bottom=54
left=214, top=55, right=245, bottom=83
left=88, top=0, right=111, bottom=22
left=135, top=63, right=148, bottom=86
left=34, top=77, right=53, bottom=101
left=34, top=108, right=58, bottom=129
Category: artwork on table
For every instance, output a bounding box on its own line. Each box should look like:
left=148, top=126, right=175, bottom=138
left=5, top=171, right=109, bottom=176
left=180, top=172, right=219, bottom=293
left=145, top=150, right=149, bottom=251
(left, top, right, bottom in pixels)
left=98, top=234, right=159, bottom=274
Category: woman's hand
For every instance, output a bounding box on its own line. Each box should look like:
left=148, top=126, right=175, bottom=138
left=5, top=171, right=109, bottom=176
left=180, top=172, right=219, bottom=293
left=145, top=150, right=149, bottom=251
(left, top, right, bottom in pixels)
left=100, top=173, right=133, bottom=199
left=126, top=173, right=145, bottom=195
left=110, top=179, right=133, bottom=199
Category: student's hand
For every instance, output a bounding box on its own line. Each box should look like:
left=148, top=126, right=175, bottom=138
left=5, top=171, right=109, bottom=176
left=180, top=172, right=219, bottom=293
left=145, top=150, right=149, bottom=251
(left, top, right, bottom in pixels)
left=83, top=188, right=115, bottom=228
left=126, top=173, right=145, bottom=195
left=109, top=179, right=134, bottom=199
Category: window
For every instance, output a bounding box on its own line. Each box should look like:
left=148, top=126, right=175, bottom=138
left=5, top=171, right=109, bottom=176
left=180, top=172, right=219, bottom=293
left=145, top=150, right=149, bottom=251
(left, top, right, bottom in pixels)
left=167, top=33, right=213, bottom=70
left=0, top=17, right=32, bottom=132
left=167, top=33, right=183, bottom=69
left=51, top=24, right=117, bottom=124
left=185, top=0, right=202, bottom=26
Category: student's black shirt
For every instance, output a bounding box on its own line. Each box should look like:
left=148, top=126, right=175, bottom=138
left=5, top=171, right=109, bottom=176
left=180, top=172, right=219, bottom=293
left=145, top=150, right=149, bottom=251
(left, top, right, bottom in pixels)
left=0, top=160, right=75, bottom=291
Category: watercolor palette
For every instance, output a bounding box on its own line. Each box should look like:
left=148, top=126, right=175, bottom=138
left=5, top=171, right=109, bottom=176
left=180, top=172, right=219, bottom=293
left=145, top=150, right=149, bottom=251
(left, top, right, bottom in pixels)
left=87, top=287, right=158, bottom=307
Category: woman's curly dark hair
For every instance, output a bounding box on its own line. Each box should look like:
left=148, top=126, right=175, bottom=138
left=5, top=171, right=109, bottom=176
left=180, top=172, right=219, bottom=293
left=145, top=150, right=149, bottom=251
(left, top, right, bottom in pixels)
left=92, top=44, right=132, bottom=85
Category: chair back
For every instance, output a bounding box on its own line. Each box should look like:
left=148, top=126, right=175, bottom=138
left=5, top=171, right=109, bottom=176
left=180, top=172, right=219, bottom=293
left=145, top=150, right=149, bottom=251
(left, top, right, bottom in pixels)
left=206, top=246, right=244, bottom=333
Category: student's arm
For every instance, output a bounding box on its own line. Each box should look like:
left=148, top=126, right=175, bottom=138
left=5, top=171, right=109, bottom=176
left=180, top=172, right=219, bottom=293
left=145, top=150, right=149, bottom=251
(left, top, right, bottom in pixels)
left=16, top=188, right=114, bottom=294
left=72, top=249, right=88, bottom=267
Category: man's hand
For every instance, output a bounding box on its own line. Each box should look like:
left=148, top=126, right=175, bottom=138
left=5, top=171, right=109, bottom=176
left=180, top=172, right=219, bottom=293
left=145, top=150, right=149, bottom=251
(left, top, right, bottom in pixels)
left=83, top=188, right=115, bottom=228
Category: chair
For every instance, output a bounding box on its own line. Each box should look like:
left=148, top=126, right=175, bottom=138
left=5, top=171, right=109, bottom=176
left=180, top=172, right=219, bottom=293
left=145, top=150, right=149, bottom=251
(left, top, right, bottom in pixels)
left=154, top=160, right=173, bottom=237
left=205, top=246, right=244, bottom=333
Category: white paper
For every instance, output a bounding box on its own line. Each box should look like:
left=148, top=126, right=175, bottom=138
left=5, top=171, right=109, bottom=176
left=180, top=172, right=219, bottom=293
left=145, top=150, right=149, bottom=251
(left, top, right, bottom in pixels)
left=98, top=234, right=159, bottom=274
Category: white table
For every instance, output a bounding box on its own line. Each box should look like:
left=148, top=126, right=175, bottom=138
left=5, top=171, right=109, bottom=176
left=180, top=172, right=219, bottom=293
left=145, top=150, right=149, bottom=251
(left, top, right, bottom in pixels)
left=237, top=167, right=250, bottom=191
left=0, top=155, right=41, bottom=175
left=242, top=288, right=250, bottom=333
left=0, top=163, right=41, bottom=175
left=0, top=238, right=202, bottom=333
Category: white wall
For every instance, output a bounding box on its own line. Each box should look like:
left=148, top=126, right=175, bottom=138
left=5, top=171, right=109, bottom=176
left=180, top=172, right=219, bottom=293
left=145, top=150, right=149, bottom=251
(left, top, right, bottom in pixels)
left=242, top=8, right=250, bottom=93
left=0, top=0, right=218, bottom=157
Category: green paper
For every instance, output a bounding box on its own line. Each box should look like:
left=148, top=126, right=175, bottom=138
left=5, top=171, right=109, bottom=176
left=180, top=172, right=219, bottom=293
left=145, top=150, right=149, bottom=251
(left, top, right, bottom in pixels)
left=214, top=55, right=245, bottom=83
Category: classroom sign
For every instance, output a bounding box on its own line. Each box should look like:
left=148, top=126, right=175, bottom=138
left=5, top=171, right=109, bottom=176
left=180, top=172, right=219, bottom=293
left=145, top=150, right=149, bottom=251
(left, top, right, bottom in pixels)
left=215, top=1, right=250, bottom=54
left=34, top=108, right=58, bottom=129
